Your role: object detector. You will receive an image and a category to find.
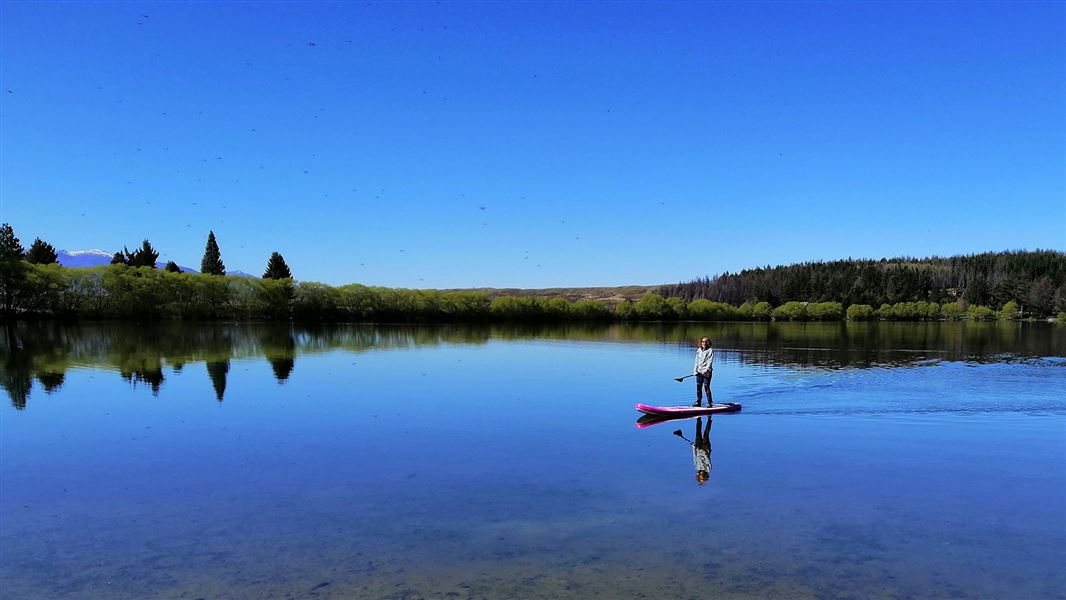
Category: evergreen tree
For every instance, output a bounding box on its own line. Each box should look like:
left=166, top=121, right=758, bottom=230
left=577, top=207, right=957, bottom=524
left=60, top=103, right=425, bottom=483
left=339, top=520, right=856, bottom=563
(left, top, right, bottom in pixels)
left=963, top=277, right=989, bottom=306
left=1055, top=284, right=1066, bottom=314
left=0, top=224, right=27, bottom=316
left=270, top=356, right=295, bottom=382
left=200, top=231, right=225, bottom=275
left=111, top=250, right=127, bottom=265
left=26, top=238, right=59, bottom=264
left=1028, top=277, right=1056, bottom=316
left=263, top=252, right=293, bottom=279
left=206, top=360, right=230, bottom=401
left=0, top=224, right=24, bottom=261
left=164, top=261, right=181, bottom=273
left=127, top=240, right=159, bottom=268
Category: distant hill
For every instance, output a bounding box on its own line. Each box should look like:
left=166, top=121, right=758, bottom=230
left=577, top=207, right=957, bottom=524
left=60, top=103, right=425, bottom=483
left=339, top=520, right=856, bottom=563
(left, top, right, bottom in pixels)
left=57, top=249, right=253, bottom=277
left=444, top=285, right=658, bottom=303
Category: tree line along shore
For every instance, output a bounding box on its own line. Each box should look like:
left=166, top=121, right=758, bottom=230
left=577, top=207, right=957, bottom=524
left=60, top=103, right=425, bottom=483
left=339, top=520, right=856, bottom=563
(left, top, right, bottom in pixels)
left=2, top=224, right=1064, bottom=323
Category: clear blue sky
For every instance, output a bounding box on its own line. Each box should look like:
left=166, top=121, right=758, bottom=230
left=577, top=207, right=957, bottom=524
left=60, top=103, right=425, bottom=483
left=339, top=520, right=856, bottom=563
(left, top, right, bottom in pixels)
left=1, top=1, right=1062, bottom=287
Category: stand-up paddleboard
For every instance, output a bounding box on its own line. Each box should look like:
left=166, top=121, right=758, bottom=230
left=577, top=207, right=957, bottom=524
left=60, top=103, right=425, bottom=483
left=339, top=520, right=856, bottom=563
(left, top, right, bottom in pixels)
left=635, top=403, right=741, bottom=418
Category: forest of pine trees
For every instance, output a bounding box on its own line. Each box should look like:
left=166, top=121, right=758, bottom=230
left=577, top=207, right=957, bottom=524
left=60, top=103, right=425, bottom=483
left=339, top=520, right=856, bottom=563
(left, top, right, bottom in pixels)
left=660, top=251, right=1066, bottom=317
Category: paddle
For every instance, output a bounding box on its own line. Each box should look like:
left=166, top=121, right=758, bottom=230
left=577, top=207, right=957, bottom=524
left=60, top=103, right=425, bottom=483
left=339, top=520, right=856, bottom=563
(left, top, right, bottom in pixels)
left=674, top=374, right=696, bottom=382
left=672, top=429, right=692, bottom=443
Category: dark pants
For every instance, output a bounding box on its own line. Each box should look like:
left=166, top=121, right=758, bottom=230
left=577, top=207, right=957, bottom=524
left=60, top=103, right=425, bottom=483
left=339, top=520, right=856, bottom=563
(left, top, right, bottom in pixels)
left=696, top=370, right=712, bottom=401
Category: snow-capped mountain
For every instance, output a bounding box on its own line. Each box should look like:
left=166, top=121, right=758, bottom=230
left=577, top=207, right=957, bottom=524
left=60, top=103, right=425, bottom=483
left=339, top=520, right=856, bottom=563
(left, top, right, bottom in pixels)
left=57, top=249, right=116, bottom=268
left=56, top=250, right=243, bottom=274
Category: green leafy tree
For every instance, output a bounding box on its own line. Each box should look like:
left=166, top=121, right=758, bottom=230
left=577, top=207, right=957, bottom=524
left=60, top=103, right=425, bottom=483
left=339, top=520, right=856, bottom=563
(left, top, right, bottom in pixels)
left=807, top=302, right=843, bottom=320
left=263, top=252, right=292, bottom=279
left=875, top=303, right=894, bottom=320
left=751, top=301, right=772, bottom=320
left=846, top=304, right=874, bottom=320
left=968, top=305, right=995, bottom=321
left=688, top=299, right=739, bottom=321
left=666, top=297, right=688, bottom=319
left=571, top=299, right=611, bottom=320
left=737, top=301, right=754, bottom=320
left=614, top=299, right=635, bottom=320
left=892, top=302, right=918, bottom=320
left=919, top=301, right=940, bottom=320
left=26, top=238, right=58, bottom=264
left=201, top=231, right=225, bottom=275
left=634, top=293, right=673, bottom=320
left=254, top=279, right=294, bottom=321
left=772, top=301, right=808, bottom=321
left=536, top=297, right=572, bottom=320
left=941, top=301, right=965, bottom=320
left=127, top=240, right=159, bottom=268
left=998, top=300, right=1019, bottom=320
left=164, top=261, right=181, bottom=273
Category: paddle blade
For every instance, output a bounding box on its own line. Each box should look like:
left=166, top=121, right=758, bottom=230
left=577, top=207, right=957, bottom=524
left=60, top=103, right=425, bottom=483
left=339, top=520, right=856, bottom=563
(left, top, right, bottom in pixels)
left=672, top=429, right=683, bottom=437
left=674, top=377, right=684, bottom=382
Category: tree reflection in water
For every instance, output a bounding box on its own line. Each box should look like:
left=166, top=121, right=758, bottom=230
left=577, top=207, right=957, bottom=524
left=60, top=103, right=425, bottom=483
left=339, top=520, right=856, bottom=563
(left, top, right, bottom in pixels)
left=1, top=321, right=1060, bottom=410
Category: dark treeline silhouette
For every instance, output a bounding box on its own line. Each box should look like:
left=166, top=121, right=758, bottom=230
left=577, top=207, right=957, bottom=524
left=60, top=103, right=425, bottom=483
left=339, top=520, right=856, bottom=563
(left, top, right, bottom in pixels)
left=110, top=239, right=160, bottom=267
left=661, top=250, right=1066, bottom=317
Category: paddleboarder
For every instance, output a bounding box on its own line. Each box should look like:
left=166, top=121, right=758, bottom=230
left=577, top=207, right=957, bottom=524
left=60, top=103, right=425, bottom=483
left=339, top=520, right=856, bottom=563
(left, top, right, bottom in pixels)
left=692, top=337, right=714, bottom=406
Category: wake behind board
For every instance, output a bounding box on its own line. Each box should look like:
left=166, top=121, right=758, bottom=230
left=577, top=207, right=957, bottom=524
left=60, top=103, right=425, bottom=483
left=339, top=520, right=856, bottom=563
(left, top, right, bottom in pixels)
left=635, top=403, right=741, bottom=418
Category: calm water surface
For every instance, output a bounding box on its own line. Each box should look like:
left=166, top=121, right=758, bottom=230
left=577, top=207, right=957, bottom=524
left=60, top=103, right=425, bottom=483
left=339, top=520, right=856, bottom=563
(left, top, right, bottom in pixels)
left=2, top=322, right=1064, bottom=599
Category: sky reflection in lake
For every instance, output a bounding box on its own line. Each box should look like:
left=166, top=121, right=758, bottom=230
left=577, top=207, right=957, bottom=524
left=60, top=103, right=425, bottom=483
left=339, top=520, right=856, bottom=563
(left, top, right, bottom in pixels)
left=1, top=322, right=1064, bottom=599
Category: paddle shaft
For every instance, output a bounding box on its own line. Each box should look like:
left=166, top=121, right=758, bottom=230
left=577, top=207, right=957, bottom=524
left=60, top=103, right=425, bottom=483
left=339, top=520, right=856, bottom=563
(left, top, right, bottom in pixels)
left=674, top=374, right=696, bottom=382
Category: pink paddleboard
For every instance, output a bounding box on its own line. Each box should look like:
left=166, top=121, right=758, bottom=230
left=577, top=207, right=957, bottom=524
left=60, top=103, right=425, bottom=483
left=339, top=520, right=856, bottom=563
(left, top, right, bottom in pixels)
left=635, top=403, right=742, bottom=418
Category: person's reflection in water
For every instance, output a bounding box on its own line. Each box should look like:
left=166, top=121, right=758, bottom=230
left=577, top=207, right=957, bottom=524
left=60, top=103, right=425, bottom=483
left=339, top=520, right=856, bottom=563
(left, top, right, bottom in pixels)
left=692, top=416, right=713, bottom=485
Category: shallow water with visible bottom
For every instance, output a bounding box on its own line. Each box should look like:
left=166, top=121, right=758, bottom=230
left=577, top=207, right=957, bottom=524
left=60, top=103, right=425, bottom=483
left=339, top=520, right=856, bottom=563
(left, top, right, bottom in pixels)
left=2, top=322, right=1064, bottom=599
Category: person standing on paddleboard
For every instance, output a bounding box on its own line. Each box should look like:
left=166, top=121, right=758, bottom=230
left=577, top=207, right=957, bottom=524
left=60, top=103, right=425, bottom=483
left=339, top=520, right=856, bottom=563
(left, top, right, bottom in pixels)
left=693, top=337, right=713, bottom=406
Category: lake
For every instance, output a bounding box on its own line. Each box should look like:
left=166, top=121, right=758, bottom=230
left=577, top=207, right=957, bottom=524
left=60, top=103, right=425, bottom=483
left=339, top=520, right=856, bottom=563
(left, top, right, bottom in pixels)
left=1, top=321, right=1064, bottom=599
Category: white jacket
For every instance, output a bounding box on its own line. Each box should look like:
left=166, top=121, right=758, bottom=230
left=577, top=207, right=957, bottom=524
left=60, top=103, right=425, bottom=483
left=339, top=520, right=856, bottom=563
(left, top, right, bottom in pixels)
left=694, top=347, right=713, bottom=375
